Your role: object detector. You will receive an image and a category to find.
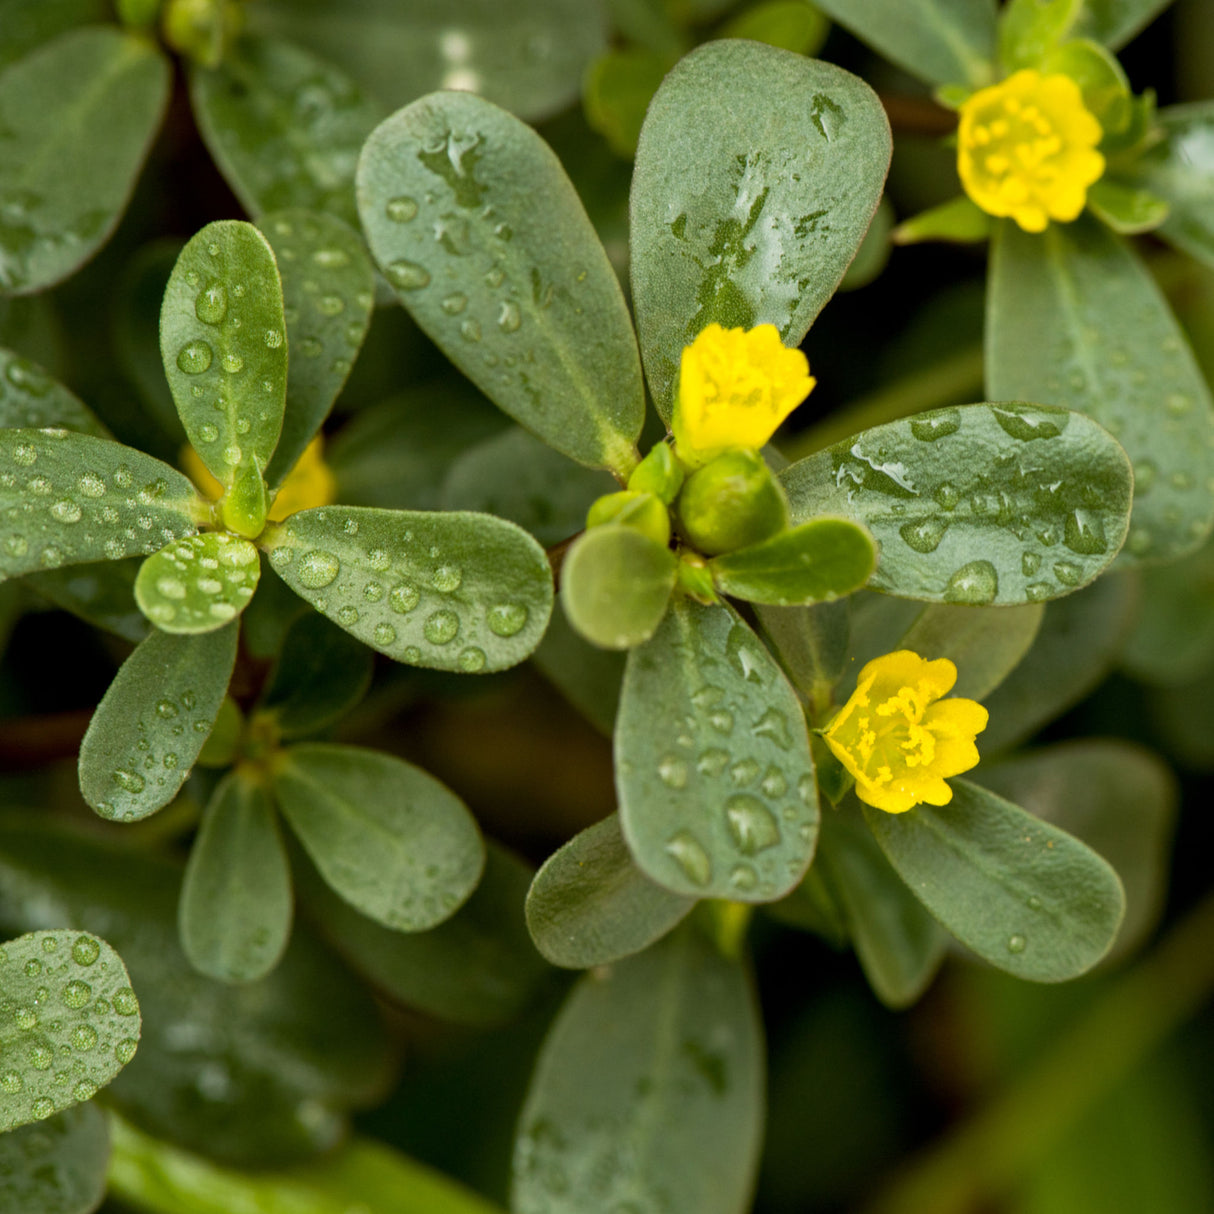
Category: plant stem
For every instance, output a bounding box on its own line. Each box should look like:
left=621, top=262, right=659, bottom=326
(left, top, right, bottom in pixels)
left=106, top=1114, right=508, bottom=1214
left=861, top=889, right=1214, bottom=1214
left=780, top=345, right=985, bottom=462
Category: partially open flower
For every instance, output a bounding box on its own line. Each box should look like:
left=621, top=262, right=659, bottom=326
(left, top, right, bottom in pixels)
left=958, top=69, right=1105, bottom=233
left=672, top=323, right=814, bottom=466
left=823, top=650, right=988, bottom=813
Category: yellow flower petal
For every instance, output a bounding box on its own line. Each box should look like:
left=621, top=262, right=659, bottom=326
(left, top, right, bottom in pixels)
left=957, top=69, right=1105, bottom=233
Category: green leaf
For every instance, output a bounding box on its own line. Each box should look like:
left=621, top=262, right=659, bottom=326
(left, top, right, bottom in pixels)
left=559, top=525, right=678, bottom=651
left=78, top=623, right=238, bottom=822
left=720, top=1, right=832, bottom=55
left=0, top=1104, right=110, bottom=1214
left=24, top=558, right=148, bottom=643
left=273, top=743, right=485, bottom=932
left=630, top=41, right=891, bottom=419
left=0, top=0, right=110, bottom=70
left=259, top=210, right=376, bottom=490
left=190, top=36, right=384, bottom=229
left=999, top=0, right=1082, bottom=71
left=0, top=27, right=169, bottom=294
left=0, top=430, right=202, bottom=580
left=1086, top=180, right=1170, bottom=234
left=617, top=598, right=818, bottom=901
left=781, top=403, right=1133, bottom=604
left=893, top=195, right=993, bottom=246
left=159, top=220, right=288, bottom=498
left=583, top=48, right=671, bottom=160
left=441, top=426, right=618, bottom=546
left=512, top=925, right=763, bottom=1214
left=1127, top=103, right=1214, bottom=269
left=1070, top=0, right=1171, bottom=49
left=817, top=799, right=948, bottom=1008
left=0, top=348, right=108, bottom=435
left=988, top=217, right=1214, bottom=562
left=297, top=841, right=549, bottom=1028
left=863, top=779, right=1125, bottom=981
left=980, top=572, right=1136, bottom=753
left=0, top=928, right=140, bottom=1131
left=709, top=517, right=876, bottom=606
left=357, top=91, right=644, bottom=475
left=1039, top=37, right=1132, bottom=134
left=810, top=0, right=997, bottom=86
left=261, top=505, right=553, bottom=673
left=532, top=604, right=625, bottom=736
left=260, top=612, right=373, bottom=738
left=753, top=600, right=849, bottom=708
left=134, top=532, right=260, bottom=634
left=525, top=813, right=695, bottom=968
left=179, top=771, right=293, bottom=983
left=246, top=0, right=608, bottom=123
left=978, top=740, right=1175, bottom=960
left=0, top=815, right=392, bottom=1166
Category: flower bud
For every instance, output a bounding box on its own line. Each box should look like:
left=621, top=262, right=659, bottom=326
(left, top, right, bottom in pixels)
left=627, top=442, right=684, bottom=503
left=586, top=490, right=671, bottom=548
left=675, top=448, right=789, bottom=555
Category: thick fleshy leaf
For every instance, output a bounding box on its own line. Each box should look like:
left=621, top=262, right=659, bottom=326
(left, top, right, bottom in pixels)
left=0, top=348, right=108, bottom=435
left=179, top=771, right=294, bottom=984
left=0, top=430, right=202, bottom=581
left=894, top=195, right=993, bottom=246
left=297, top=841, right=549, bottom=1027
left=0, top=816, right=392, bottom=1166
left=864, top=779, right=1125, bottom=981
left=753, top=600, right=849, bottom=709
left=988, top=217, right=1214, bottom=563
left=357, top=91, right=644, bottom=475
left=1127, top=103, right=1214, bottom=270
left=0, top=1104, right=109, bottom=1214
left=0, top=0, right=110, bottom=69
left=190, top=36, right=384, bottom=228
left=441, top=426, right=617, bottom=546
left=584, top=47, right=672, bottom=159
left=980, top=573, right=1136, bottom=753
left=617, top=598, right=818, bottom=902
left=247, top=0, right=608, bottom=122
left=631, top=41, right=891, bottom=418
left=709, top=517, right=876, bottom=606
left=781, top=403, right=1133, bottom=604
left=818, top=798, right=948, bottom=1008
left=1071, top=0, right=1171, bottom=49
left=1086, top=180, right=1169, bottom=235
left=259, top=611, right=373, bottom=738
left=0, top=27, right=169, bottom=294
left=559, top=525, right=678, bottom=651
left=134, top=532, right=260, bottom=634
left=978, top=740, right=1175, bottom=959
left=261, top=504, right=553, bottom=673
left=24, top=559, right=148, bottom=643
left=512, top=925, right=763, bottom=1214
left=78, top=624, right=238, bottom=822
left=0, top=929, right=140, bottom=1131
left=532, top=604, right=625, bottom=736
left=998, top=0, right=1084, bottom=72
left=160, top=220, right=288, bottom=495
left=525, top=813, right=695, bottom=969
left=807, top=0, right=997, bottom=87
left=273, top=743, right=485, bottom=932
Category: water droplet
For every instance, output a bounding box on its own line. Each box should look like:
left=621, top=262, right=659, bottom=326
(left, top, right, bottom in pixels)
left=61, top=979, right=91, bottom=1009
left=48, top=498, right=81, bottom=524
left=725, top=795, right=782, bottom=855
left=441, top=292, right=467, bottom=315
left=1053, top=560, right=1082, bottom=586
left=665, top=831, right=711, bottom=886
left=115, top=1038, right=138, bottom=1064
left=31, top=1096, right=54, bottom=1119
left=390, top=583, right=419, bottom=614
left=726, top=628, right=765, bottom=684
left=760, top=766, right=787, bottom=797
left=72, top=1024, right=98, bottom=1051
left=1025, top=582, right=1052, bottom=601
left=1007, top=933, right=1026, bottom=954
left=71, top=936, right=100, bottom=966
left=910, top=408, right=961, bottom=442
left=709, top=709, right=734, bottom=735
left=11, top=442, right=36, bottom=466
left=753, top=707, right=792, bottom=749
left=297, top=550, right=340, bottom=589
left=460, top=319, right=482, bottom=342
left=1063, top=509, right=1106, bottom=556
left=899, top=516, right=949, bottom=553
left=23, top=958, right=41, bottom=977
left=658, top=755, right=688, bottom=789
left=14, top=1006, right=37, bottom=1031
left=934, top=482, right=959, bottom=510
left=112, top=770, right=145, bottom=794
left=484, top=267, right=505, bottom=288
left=28, top=1042, right=53, bottom=1070
left=386, top=196, right=419, bottom=222
left=497, top=301, right=521, bottom=333
left=991, top=406, right=1062, bottom=441
left=77, top=472, right=106, bottom=498
left=729, top=864, right=757, bottom=891
left=458, top=646, right=486, bottom=672
left=177, top=341, right=213, bottom=375
left=221, top=352, right=244, bottom=374
left=1021, top=551, right=1041, bottom=576
left=112, top=988, right=138, bottom=1016
left=195, top=282, right=228, bottom=325
left=696, top=748, right=730, bottom=777
left=72, top=1078, right=98, bottom=1102
left=432, top=564, right=462, bottom=592
left=944, top=560, right=998, bottom=604
left=373, top=622, right=396, bottom=646
left=0, top=1072, right=21, bottom=1094
left=386, top=259, right=430, bottom=290
left=487, top=603, right=527, bottom=636
left=424, top=610, right=459, bottom=645
left=730, top=758, right=760, bottom=786
left=1166, top=392, right=1193, bottom=416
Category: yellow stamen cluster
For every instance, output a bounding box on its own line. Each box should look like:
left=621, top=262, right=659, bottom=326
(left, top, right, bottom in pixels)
left=823, top=650, right=988, bottom=814
left=958, top=69, right=1105, bottom=233
left=672, top=323, right=814, bottom=466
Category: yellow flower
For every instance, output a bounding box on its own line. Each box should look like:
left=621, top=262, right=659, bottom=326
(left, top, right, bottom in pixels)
left=958, top=69, right=1105, bottom=233
left=823, top=650, right=988, bottom=814
left=672, top=323, right=815, bottom=466
left=182, top=435, right=337, bottom=523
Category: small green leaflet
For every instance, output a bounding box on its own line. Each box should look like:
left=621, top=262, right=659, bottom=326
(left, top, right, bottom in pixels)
left=631, top=41, right=891, bottom=418
left=261, top=505, right=553, bottom=674
left=78, top=624, right=238, bottom=822
left=780, top=403, right=1133, bottom=604
left=134, top=532, right=260, bottom=634
left=0, top=348, right=109, bottom=435
left=357, top=91, right=644, bottom=475
left=0, top=430, right=202, bottom=581
left=0, top=929, right=140, bottom=1131
left=1070, top=0, right=1172, bottom=50
left=0, top=1104, right=110, bottom=1214
left=617, top=598, right=818, bottom=902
